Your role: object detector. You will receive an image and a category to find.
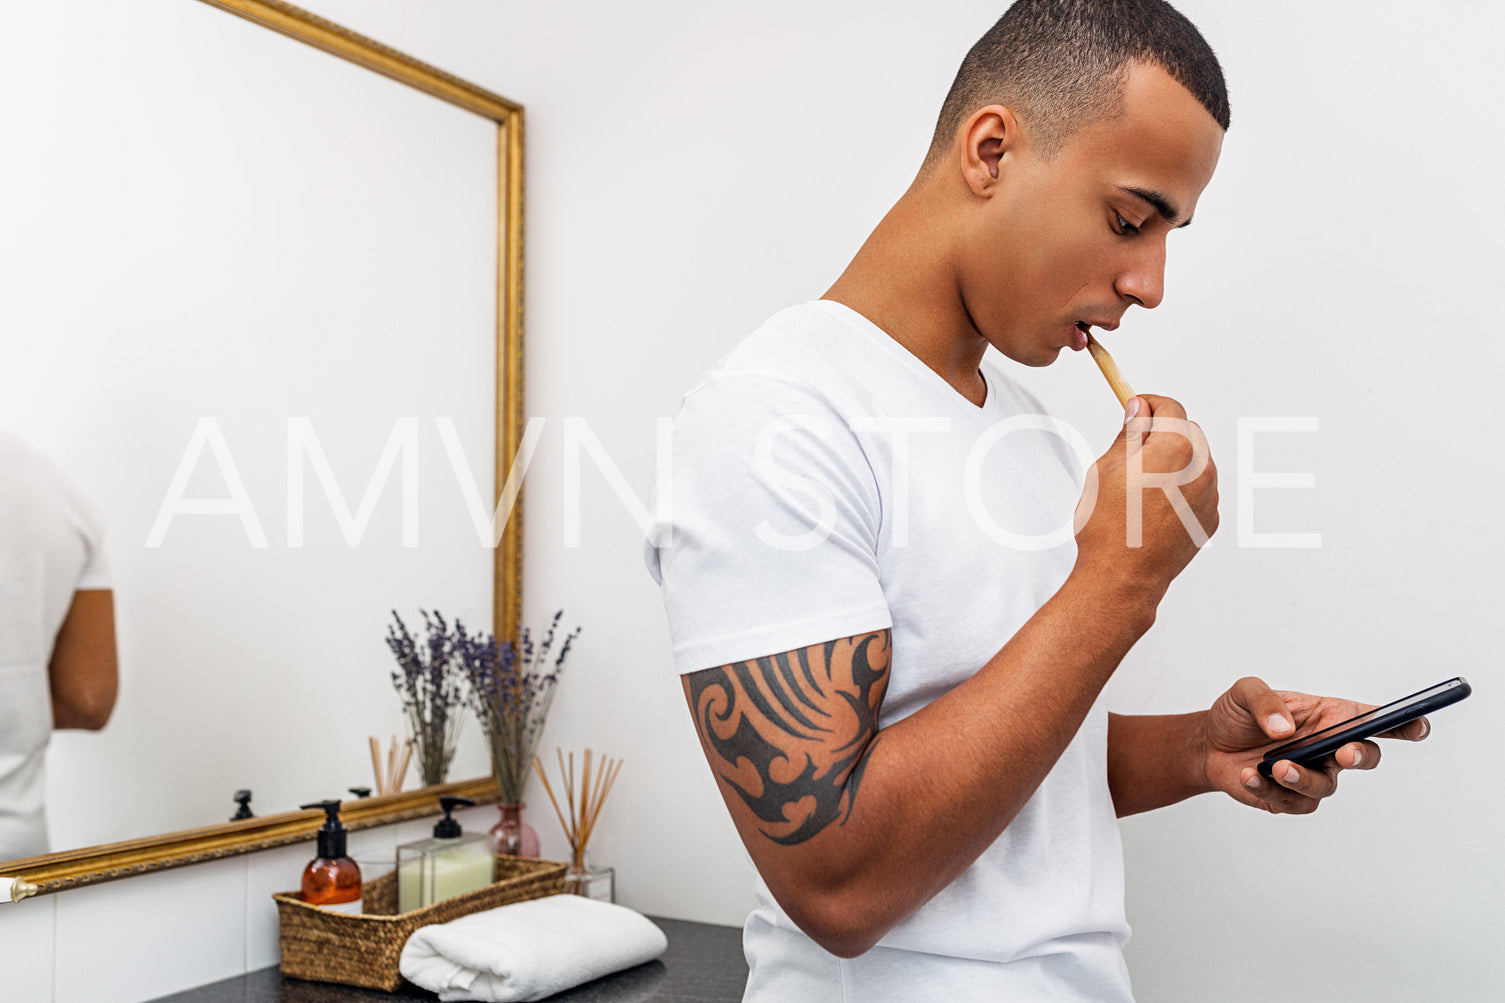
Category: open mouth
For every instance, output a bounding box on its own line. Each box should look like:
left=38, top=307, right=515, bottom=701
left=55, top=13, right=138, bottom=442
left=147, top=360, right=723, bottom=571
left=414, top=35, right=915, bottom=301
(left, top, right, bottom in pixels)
left=1071, top=321, right=1091, bottom=351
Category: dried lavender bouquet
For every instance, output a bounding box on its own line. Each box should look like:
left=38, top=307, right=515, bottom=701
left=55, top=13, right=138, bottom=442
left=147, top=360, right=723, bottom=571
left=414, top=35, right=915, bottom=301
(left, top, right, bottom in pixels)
left=385, top=610, right=471, bottom=787
left=462, top=610, right=580, bottom=805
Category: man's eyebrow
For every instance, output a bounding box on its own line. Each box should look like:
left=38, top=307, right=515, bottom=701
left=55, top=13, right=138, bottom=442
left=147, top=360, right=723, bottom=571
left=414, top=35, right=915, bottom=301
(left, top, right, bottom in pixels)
left=1118, top=185, right=1193, bottom=229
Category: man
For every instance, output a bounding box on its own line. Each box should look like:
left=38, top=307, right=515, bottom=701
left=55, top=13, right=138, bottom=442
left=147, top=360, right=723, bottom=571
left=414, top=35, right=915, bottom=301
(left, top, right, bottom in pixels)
left=645, top=1, right=1427, bottom=997
left=0, top=428, right=118, bottom=860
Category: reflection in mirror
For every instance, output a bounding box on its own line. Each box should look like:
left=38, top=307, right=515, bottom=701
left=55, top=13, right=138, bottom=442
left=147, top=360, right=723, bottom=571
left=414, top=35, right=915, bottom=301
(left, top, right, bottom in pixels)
left=0, top=431, right=120, bottom=859
left=0, top=0, right=518, bottom=866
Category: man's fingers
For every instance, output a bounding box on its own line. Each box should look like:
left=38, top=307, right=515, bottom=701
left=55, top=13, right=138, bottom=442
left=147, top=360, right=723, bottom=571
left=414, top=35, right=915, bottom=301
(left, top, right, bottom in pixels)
left=1119, top=394, right=1189, bottom=452
left=1337, top=741, right=1381, bottom=770
left=1118, top=400, right=1148, bottom=453
left=1235, top=739, right=1378, bottom=816
left=1229, top=676, right=1296, bottom=739
left=1240, top=767, right=1321, bottom=814
left=1137, top=394, right=1187, bottom=423
left=1265, top=759, right=1339, bottom=801
left=1234, top=770, right=1280, bottom=813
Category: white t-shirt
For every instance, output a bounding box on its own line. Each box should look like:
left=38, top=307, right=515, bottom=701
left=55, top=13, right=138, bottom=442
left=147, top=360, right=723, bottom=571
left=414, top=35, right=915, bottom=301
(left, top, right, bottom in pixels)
left=646, top=300, right=1133, bottom=1001
left=0, top=431, right=109, bottom=859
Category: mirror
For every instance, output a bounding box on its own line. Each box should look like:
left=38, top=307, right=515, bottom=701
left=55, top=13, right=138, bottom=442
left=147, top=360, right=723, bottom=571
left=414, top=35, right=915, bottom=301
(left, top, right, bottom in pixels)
left=0, top=0, right=523, bottom=883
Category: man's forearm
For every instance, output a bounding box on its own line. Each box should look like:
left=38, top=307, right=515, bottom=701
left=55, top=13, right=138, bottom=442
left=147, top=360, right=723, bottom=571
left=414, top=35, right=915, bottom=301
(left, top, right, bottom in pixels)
left=1106, top=710, right=1213, bottom=816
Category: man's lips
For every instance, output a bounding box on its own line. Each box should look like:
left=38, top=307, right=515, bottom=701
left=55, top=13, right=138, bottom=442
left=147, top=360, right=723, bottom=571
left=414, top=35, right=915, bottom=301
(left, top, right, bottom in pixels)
left=1071, top=319, right=1118, bottom=351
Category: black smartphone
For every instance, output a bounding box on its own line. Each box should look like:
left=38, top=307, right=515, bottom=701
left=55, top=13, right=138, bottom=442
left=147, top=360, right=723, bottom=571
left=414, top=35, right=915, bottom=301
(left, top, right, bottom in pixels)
left=1256, top=676, right=1471, bottom=778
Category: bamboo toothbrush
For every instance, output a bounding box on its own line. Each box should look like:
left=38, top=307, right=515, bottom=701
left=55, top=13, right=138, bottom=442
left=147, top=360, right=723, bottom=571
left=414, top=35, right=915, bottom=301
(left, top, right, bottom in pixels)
left=1085, top=332, right=1135, bottom=408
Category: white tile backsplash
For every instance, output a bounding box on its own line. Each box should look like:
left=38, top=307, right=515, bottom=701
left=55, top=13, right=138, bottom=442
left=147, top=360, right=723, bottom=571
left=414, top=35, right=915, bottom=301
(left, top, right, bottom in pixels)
left=54, top=855, right=247, bottom=1003
left=0, top=891, right=57, bottom=1001
left=244, top=842, right=311, bottom=973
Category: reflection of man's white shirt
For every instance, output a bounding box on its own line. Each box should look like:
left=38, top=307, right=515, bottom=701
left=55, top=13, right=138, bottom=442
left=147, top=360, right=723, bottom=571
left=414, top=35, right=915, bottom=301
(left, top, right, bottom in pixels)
left=0, top=430, right=109, bottom=860
left=646, top=301, right=1133, bottom=1001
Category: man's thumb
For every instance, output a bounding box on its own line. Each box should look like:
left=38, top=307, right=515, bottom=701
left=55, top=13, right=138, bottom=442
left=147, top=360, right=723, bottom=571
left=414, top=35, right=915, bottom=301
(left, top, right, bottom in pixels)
left=1120, top=396, right=1148, bottom=450
left=1232, top=676, right=1296, bottom=739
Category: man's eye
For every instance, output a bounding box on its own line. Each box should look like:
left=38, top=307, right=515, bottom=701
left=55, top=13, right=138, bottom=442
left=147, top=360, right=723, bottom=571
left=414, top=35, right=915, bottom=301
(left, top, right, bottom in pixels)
left=1114, top=212, right=1139, bottom=236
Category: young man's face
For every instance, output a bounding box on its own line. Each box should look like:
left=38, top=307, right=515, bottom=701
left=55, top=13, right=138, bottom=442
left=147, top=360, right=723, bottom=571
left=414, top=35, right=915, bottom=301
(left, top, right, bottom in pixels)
left=961, top=61, right=1225, bottom=367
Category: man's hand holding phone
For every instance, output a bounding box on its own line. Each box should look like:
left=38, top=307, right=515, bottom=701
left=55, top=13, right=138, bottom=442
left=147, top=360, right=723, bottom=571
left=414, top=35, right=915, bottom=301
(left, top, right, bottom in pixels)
left=1196, top=677, right=1440, bottom=815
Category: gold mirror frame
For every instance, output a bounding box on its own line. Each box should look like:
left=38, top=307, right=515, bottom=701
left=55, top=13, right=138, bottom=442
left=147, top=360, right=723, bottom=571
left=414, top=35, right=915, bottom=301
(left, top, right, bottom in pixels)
left=2, top=0, right=522, bottom=898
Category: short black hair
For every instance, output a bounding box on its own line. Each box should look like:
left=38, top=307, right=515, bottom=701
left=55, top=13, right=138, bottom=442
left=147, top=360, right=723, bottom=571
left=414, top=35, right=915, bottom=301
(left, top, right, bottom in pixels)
left=924, top=0, right=1230, bottom=168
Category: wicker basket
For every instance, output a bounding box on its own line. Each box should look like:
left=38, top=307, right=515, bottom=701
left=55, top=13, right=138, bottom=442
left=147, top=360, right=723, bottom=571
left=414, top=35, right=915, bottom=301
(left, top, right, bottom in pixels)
left=274, top=856, right=568, bottom=990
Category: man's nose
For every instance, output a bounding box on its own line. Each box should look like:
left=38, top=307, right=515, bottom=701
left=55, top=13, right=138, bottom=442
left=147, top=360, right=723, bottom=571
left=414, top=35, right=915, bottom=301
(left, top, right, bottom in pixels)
left=1115, top=240, right=1166, bottom=310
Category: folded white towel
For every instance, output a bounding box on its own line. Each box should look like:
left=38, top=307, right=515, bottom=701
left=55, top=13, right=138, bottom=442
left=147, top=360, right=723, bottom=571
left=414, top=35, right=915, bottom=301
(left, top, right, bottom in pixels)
left=398, top=893, right=669, bottom=1002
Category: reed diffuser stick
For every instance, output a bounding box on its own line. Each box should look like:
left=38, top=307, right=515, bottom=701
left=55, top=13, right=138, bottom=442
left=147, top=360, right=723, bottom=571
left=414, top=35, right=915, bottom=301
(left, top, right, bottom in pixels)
left=1085, top=333, right=1136, bottom=408
left=560, top=748, right=577, bottom=843
left=386, top=736, right=399, bottom=795
left=535, top=760, right=571, bottom=845
left=579, top=750, right=591, bottom=848
left=369, top=736, right=385, bottom=793
left=581, top=758, right=622, bottom=850
left=392, top=739, right=414, bottom=793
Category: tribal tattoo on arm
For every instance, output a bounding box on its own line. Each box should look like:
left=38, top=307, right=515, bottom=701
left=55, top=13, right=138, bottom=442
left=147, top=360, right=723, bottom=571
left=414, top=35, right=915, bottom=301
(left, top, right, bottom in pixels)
left=686, top=631, right=890, bottom=846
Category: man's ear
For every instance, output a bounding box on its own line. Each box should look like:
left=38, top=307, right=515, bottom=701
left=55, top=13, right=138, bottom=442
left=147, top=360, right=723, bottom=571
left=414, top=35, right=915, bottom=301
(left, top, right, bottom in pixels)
left=961, top=105, right=1022, bottom=196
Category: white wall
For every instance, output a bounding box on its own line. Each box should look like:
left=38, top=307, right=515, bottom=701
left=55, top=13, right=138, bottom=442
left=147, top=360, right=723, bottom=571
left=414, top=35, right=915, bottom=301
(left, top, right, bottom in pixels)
left=4, top=1, right=1500, bottom=999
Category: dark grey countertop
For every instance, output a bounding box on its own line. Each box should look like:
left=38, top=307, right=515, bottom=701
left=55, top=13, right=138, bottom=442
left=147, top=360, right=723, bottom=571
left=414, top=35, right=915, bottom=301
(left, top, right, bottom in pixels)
left=151, top=917, right=746, bottom=1003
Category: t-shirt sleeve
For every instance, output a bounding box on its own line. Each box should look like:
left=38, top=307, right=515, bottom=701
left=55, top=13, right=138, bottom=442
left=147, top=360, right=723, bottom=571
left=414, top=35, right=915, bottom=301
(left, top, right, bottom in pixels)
left=645, top=372, right=890, bottom=674
left=73, top=531, right=110, bottom=591
left=50, top=459, right=110, bottom=591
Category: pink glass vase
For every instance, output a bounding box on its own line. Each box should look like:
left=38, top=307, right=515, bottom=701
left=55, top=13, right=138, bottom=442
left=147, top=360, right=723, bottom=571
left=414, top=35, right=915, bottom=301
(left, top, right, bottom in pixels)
left=490, top=802, right=540, bottom=857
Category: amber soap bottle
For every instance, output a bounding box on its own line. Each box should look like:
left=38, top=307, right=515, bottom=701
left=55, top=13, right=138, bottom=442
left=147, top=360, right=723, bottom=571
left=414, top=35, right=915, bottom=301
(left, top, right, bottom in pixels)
left=299, top=800, right=362, bottom=914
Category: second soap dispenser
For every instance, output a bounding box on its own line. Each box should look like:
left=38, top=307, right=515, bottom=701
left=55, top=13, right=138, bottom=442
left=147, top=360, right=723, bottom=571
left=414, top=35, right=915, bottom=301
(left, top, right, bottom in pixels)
left=397, top=795, right=495, bottom=912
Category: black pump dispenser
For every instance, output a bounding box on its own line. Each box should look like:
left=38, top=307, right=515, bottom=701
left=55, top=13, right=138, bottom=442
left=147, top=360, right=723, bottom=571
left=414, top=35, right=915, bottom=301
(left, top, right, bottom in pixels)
left=433, top=796, right=476, bottom=839
left=300, top=800, right=349, bottom=859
